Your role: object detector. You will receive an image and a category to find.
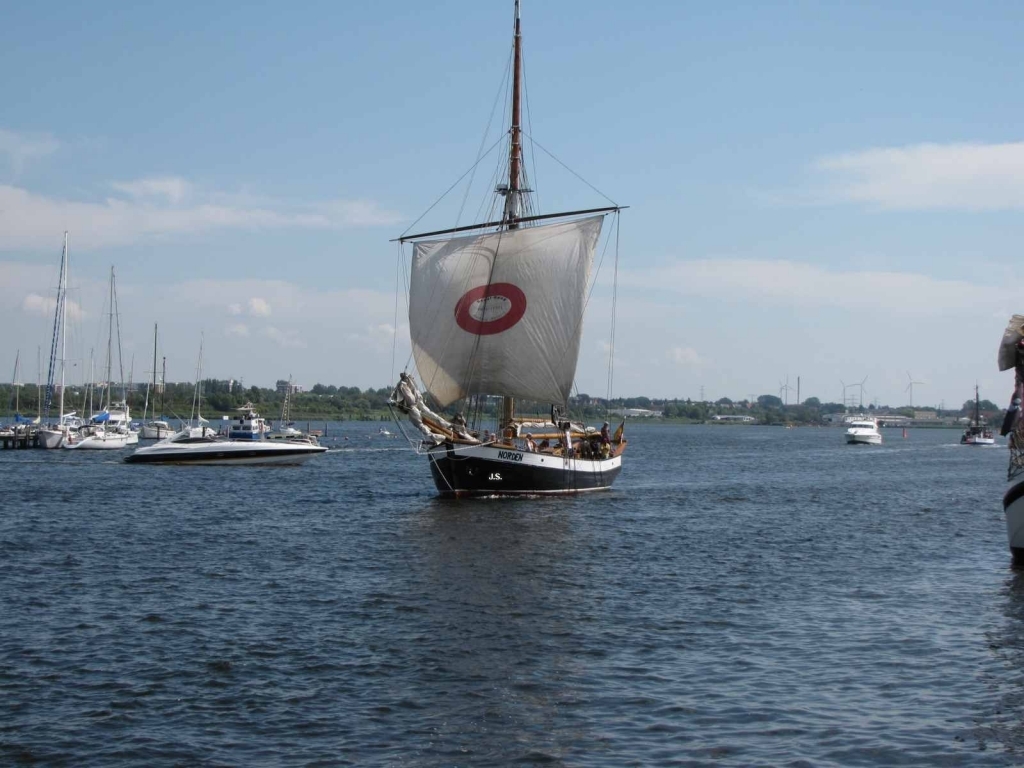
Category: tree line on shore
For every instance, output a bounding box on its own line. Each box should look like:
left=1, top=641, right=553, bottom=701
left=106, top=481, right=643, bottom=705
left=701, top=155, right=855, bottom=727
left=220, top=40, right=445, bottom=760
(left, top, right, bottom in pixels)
left=0, top=379, right=1004, bottom=425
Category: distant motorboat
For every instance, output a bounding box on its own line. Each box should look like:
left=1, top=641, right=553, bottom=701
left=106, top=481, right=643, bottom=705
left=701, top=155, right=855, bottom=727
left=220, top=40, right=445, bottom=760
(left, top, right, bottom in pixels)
left=378, top=427, right=393, bottom=437
left=224, top=403, right=269, bottom=440
left=845, top=418, right=882, bottom=445
left=961, top=385, right=995, bottom=445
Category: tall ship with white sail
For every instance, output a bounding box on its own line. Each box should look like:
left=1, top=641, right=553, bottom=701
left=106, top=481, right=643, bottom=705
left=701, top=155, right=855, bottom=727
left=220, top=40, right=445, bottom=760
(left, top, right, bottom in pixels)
left=389, top=1, right=626, bottom=496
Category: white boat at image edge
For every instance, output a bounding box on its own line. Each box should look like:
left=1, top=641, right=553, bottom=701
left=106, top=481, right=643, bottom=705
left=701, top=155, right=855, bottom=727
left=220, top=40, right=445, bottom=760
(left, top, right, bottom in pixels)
left=845, top=417, right=882, bottom=445
left=999, top=315, right=1024, bottom=563
left=387, top=1, right=627, bottom=497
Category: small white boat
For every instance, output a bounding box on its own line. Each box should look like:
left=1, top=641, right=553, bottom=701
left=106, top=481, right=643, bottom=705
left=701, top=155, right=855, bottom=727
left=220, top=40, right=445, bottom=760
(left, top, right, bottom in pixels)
left=63, top=426, right=130, bottom=450
left=140, top=420, right=175, bottom=440
left=124, top=426, right=327, bottom=465
left=845, top=418, right=882, bottom=445
left=378, top=427, right=393, bottom=437
left=961, top=386, right=995, bottom=445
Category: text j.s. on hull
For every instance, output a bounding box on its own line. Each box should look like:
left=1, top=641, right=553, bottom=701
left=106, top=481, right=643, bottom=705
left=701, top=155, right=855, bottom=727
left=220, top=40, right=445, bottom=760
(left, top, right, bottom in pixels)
left=426, top=441, right=624, bottom=497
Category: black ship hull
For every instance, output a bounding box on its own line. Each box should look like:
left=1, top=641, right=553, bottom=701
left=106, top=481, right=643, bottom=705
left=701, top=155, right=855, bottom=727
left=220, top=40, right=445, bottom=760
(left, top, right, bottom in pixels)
left=426, top=442, right=622, bottom=497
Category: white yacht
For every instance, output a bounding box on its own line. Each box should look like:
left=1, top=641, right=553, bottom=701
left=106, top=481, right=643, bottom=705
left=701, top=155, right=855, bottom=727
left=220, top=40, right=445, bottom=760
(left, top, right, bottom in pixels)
left=124, top=425, right=327, bottom=465
left=845, top=418, right=882, bottom=445
left=224, top=404, right=269, bottom=440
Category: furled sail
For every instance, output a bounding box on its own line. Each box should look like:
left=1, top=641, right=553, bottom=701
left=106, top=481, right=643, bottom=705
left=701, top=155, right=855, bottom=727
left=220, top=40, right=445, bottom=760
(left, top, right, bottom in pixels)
left=409, top=215, right=603, bottom=407
left=999, top=314, right=1024, bottom=371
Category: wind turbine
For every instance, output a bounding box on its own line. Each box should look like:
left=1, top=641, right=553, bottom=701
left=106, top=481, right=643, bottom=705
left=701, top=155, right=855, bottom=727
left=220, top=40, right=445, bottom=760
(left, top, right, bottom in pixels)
left=840, top=379, right=848, bottom=409
left=857, top=376, right=868, bottom=409
left=906, top=371, right=925, bottom=408
left=779, top=376, right=793, bottom=406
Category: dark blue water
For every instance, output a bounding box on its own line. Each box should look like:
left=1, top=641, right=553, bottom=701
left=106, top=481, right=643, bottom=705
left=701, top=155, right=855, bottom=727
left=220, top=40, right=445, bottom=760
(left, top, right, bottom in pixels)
left=1, top=423, right=1020, bottom=765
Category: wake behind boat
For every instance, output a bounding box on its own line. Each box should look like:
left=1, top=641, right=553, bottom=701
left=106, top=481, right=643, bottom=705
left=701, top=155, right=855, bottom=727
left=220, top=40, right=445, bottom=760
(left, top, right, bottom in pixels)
left=389, top=1, right=627, bottom=497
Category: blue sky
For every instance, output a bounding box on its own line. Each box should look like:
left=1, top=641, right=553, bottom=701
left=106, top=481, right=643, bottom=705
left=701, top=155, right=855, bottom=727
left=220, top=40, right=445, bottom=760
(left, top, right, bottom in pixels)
left=2, top=0, right=1023, bottom=409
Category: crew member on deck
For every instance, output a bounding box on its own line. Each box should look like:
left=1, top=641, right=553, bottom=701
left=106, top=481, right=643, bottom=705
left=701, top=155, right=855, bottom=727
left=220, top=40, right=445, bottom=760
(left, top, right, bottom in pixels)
left=524, top=433, right=537, bottom=452
left=598, top=421, right=611, bottom=458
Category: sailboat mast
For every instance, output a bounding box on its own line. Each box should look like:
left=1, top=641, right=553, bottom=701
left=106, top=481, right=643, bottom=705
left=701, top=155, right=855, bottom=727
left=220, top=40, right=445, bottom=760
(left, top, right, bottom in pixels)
left=143, top=324, right=154, bottom=422
left=976, top=385, right=981, bottom=426
left=501, top=0, right=524, bottom=431
left=161, top=356, right=166, bottom=415
left=505, top=0, right=523, bottom=225
left=58, top=232, right=67, bottom=421
left=105, top=267, right=113, bottom=411
left=13, top=350, right=19, bottom=415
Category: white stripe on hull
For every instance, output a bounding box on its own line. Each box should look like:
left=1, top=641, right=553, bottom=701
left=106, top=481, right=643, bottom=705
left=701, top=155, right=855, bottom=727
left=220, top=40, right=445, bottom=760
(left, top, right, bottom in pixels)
left=139, top=453, right=322, bottom=466
left=434, top=442, right=622, bottom=473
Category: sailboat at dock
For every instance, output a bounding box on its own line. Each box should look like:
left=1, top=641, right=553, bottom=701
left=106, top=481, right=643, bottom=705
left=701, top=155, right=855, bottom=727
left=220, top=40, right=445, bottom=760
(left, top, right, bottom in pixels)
left=38, top=233, right=80, bottom=448
left=139, top=324, right=174, bottom=439
left=64, top=267, right=133, bottom=449
left=388, top=1, right=626, bottom=497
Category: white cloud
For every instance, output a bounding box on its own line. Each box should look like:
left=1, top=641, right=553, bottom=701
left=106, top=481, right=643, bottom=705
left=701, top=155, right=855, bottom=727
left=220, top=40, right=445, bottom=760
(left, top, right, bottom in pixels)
left=225, top=323, right=249, bottom=337
left=21, top=292, right=85, bottom=321
left=248, top=297, right=271, bottom=317
left=347, top=323, right=398, bottom=352
left=668, top=346, right=702, bottom=367
left=621, top=258, right=1008, bottom=316
left=263, top=326, right=306, bottom=348
left=111, top=176, right=190, bottom=204
left=0, top=128, right=59, bottom=174
left=0, top=181, right=403, bottom=250
left=816, top=142, right=1024, bottom=210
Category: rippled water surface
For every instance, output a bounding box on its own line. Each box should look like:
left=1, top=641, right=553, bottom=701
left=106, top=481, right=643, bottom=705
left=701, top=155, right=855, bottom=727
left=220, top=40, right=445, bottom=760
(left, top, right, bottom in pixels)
left=2, top=423, right=1023, bottom=765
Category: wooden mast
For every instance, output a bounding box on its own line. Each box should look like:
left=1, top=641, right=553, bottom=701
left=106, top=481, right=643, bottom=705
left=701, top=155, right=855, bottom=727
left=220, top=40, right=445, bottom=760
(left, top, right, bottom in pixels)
left=501, top=0, right=523, bottom=434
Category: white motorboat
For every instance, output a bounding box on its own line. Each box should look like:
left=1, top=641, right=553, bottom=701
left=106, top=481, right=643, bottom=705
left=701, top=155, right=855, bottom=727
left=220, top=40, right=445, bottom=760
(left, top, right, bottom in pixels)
left=845, top=418, right=882, bottom=445
left=125, top=336, right=326, bottom=465
left=124, top=426, right=327, bottom=465
left=224, top=403, right=269, bottom=440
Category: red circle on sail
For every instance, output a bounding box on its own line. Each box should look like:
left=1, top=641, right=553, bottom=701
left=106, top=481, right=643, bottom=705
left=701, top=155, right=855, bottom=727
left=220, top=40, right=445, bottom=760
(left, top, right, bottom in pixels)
left=454, top=283, right=527, bottom=335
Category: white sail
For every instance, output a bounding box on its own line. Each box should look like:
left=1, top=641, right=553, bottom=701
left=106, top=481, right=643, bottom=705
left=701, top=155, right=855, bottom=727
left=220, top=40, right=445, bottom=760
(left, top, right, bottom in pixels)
left=409, top=215, right=603, bottom=407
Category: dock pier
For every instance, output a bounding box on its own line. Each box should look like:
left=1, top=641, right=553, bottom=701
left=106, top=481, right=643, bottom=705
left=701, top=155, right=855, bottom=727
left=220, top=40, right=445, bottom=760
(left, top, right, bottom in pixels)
left=0, top=429, right=39, bottom=449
